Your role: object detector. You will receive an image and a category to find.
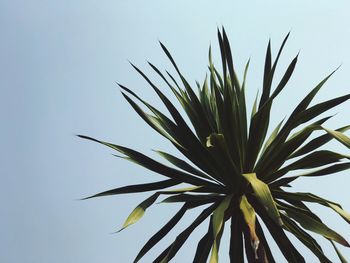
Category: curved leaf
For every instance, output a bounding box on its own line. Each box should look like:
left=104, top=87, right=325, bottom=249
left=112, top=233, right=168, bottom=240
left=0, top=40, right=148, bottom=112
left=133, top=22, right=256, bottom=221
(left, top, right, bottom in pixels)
left=282, top=205, right=350, bottom=247
left=323, top=127, right=350, bottom=148
left=242, top=173, right=282, bottom=226
left=119, top=193, right=160, bottom=232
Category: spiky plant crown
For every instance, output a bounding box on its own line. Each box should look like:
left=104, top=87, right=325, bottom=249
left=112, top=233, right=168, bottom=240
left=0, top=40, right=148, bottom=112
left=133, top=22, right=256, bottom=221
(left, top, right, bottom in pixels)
left=79, top=28, right=350, bottom=262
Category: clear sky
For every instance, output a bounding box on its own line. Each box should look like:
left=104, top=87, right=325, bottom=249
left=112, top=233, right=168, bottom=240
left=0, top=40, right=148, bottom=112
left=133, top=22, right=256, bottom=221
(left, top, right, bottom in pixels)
left=1, top=0, right=350, bottom=262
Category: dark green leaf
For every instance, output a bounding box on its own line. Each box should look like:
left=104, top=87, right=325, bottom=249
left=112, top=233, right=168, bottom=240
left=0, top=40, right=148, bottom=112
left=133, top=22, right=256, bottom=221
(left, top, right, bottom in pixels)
left=83, top=179, right=180, bottom=199
left=229, top=208, right=244, bottom=263
left=154, top=202, right=219, bottom=263
left=193, top=216, right=214, bottom=263
left=282, top=205, right=350, bottom=247
left=78, top=135, right=221, bottom=188
left=134, top=204, right=188, bottom=262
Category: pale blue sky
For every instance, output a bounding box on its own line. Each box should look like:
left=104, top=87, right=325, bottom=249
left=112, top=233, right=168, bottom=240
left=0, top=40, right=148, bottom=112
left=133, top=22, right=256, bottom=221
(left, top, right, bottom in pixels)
left=1, top=1, right=350, bottom=262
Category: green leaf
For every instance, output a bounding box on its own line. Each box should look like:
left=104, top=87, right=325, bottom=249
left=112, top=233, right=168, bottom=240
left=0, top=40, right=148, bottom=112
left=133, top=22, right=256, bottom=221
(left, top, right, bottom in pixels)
left=258, top=116, right=332, bottom=180
left=251, top=90, right=259, bottom=119
left=260, top=39, right=272, bottom=106
left=267, top=150, right=350, bottom=182
left=229, top=208, right=244, bottom=262
left=245, top=50, right=298, bottom=172
left=281, top=214, right=332, bottom=263
left=255, top=219, right=276, bottom=263
left=286, top=150, right=349, bottom=170
left=328, top=203, right=350, bottom=224
left=212, top=195, right=232, bottom=237
left=294, top=94, right=350, bottom=126
left=134, top=204, right=188, bottom=262
left=159, top=42, right=213, bottom=142
left=82, top=179, right=180, bottom=199
left=119, top=193, right=159, bottom=231
left=323, top=127, right=350, bottom=148
left=206, top=133, right=241, bottom=187
left=289, top=67, right=339, bottom=120
left=248, top=196, right=305, bottom=262
left=282, top=205, right=350, bottom=247
left=160, top=193, right=222, bottom=204
left=154, top=202, right=219, bottom=263
left=193, top=216, right=214, bottom=263
left=119, top=89, right=182, bottom=148
left=119, top=186, right=208, bottom=233
left=289, top=125, right=350, bottom=159
left=330, top=240, right=348, bottom=263
left=259, top=92, right=349, bottom=171
left=295, top=162, right=350, bottom=177
left=154, top=150, right=215, bottom=181
left=261, top=118, right=284, bottom=154
left=240, top=58, right=250, bottom=142
left=78, top=135, right=221, bottom=188
left=242, top=173, right=282, bottom=226
left=273, top=190, right=350, bottom=224
left=259, top=32, right=290, bottom=109
left=209, top=195, right=232, bottom=263
left=269, top=176, right=298, bottom=188
left=160, top=185, right=204, bottom=194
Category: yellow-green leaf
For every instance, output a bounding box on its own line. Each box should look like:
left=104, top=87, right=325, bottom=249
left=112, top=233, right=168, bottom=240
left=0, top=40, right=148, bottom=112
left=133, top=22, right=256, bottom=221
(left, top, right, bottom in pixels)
left=242, top=173, right=282, bottom=226
left=119, top=193, right=159, bottom=231
left=323, top=127, right=350, bottom=148
left=209, top=195, right=232, bottom=263
left=328, top=203, right=350, bottom=224
left=240, top=195, right=260, bottom=259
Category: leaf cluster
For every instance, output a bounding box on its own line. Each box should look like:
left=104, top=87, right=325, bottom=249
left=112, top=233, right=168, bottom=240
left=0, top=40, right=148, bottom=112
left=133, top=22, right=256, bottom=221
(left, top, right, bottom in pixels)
left=80, top=28, right=350, bottom=262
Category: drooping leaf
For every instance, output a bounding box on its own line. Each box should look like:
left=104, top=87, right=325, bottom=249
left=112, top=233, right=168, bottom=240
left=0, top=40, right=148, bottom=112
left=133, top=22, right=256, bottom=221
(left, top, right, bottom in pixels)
left=289, top=125, right=350, bottom=159
left=267, top=150, right=350, bottom=182
left=242, top=173, right=282, bottom=226
left=239, top=195, right=260, bottom=260
left=323, top=127, right=350, bottom=148
left=282, top=204, right=350, bottom=247
left=281, top=214, right=332, bottom=263
left=248, top=196, right=305, bottom=262
left=273, top=190, right=350, bottom=224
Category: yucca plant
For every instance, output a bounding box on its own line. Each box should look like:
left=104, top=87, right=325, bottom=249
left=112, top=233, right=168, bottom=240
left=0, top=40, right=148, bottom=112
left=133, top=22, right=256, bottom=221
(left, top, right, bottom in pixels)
left=79, top=28, right=350, bottom=262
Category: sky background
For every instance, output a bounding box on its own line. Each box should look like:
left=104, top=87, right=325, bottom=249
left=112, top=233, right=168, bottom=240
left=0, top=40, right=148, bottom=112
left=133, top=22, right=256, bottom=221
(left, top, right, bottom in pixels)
left=1, top=1, right=350, bottom=262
